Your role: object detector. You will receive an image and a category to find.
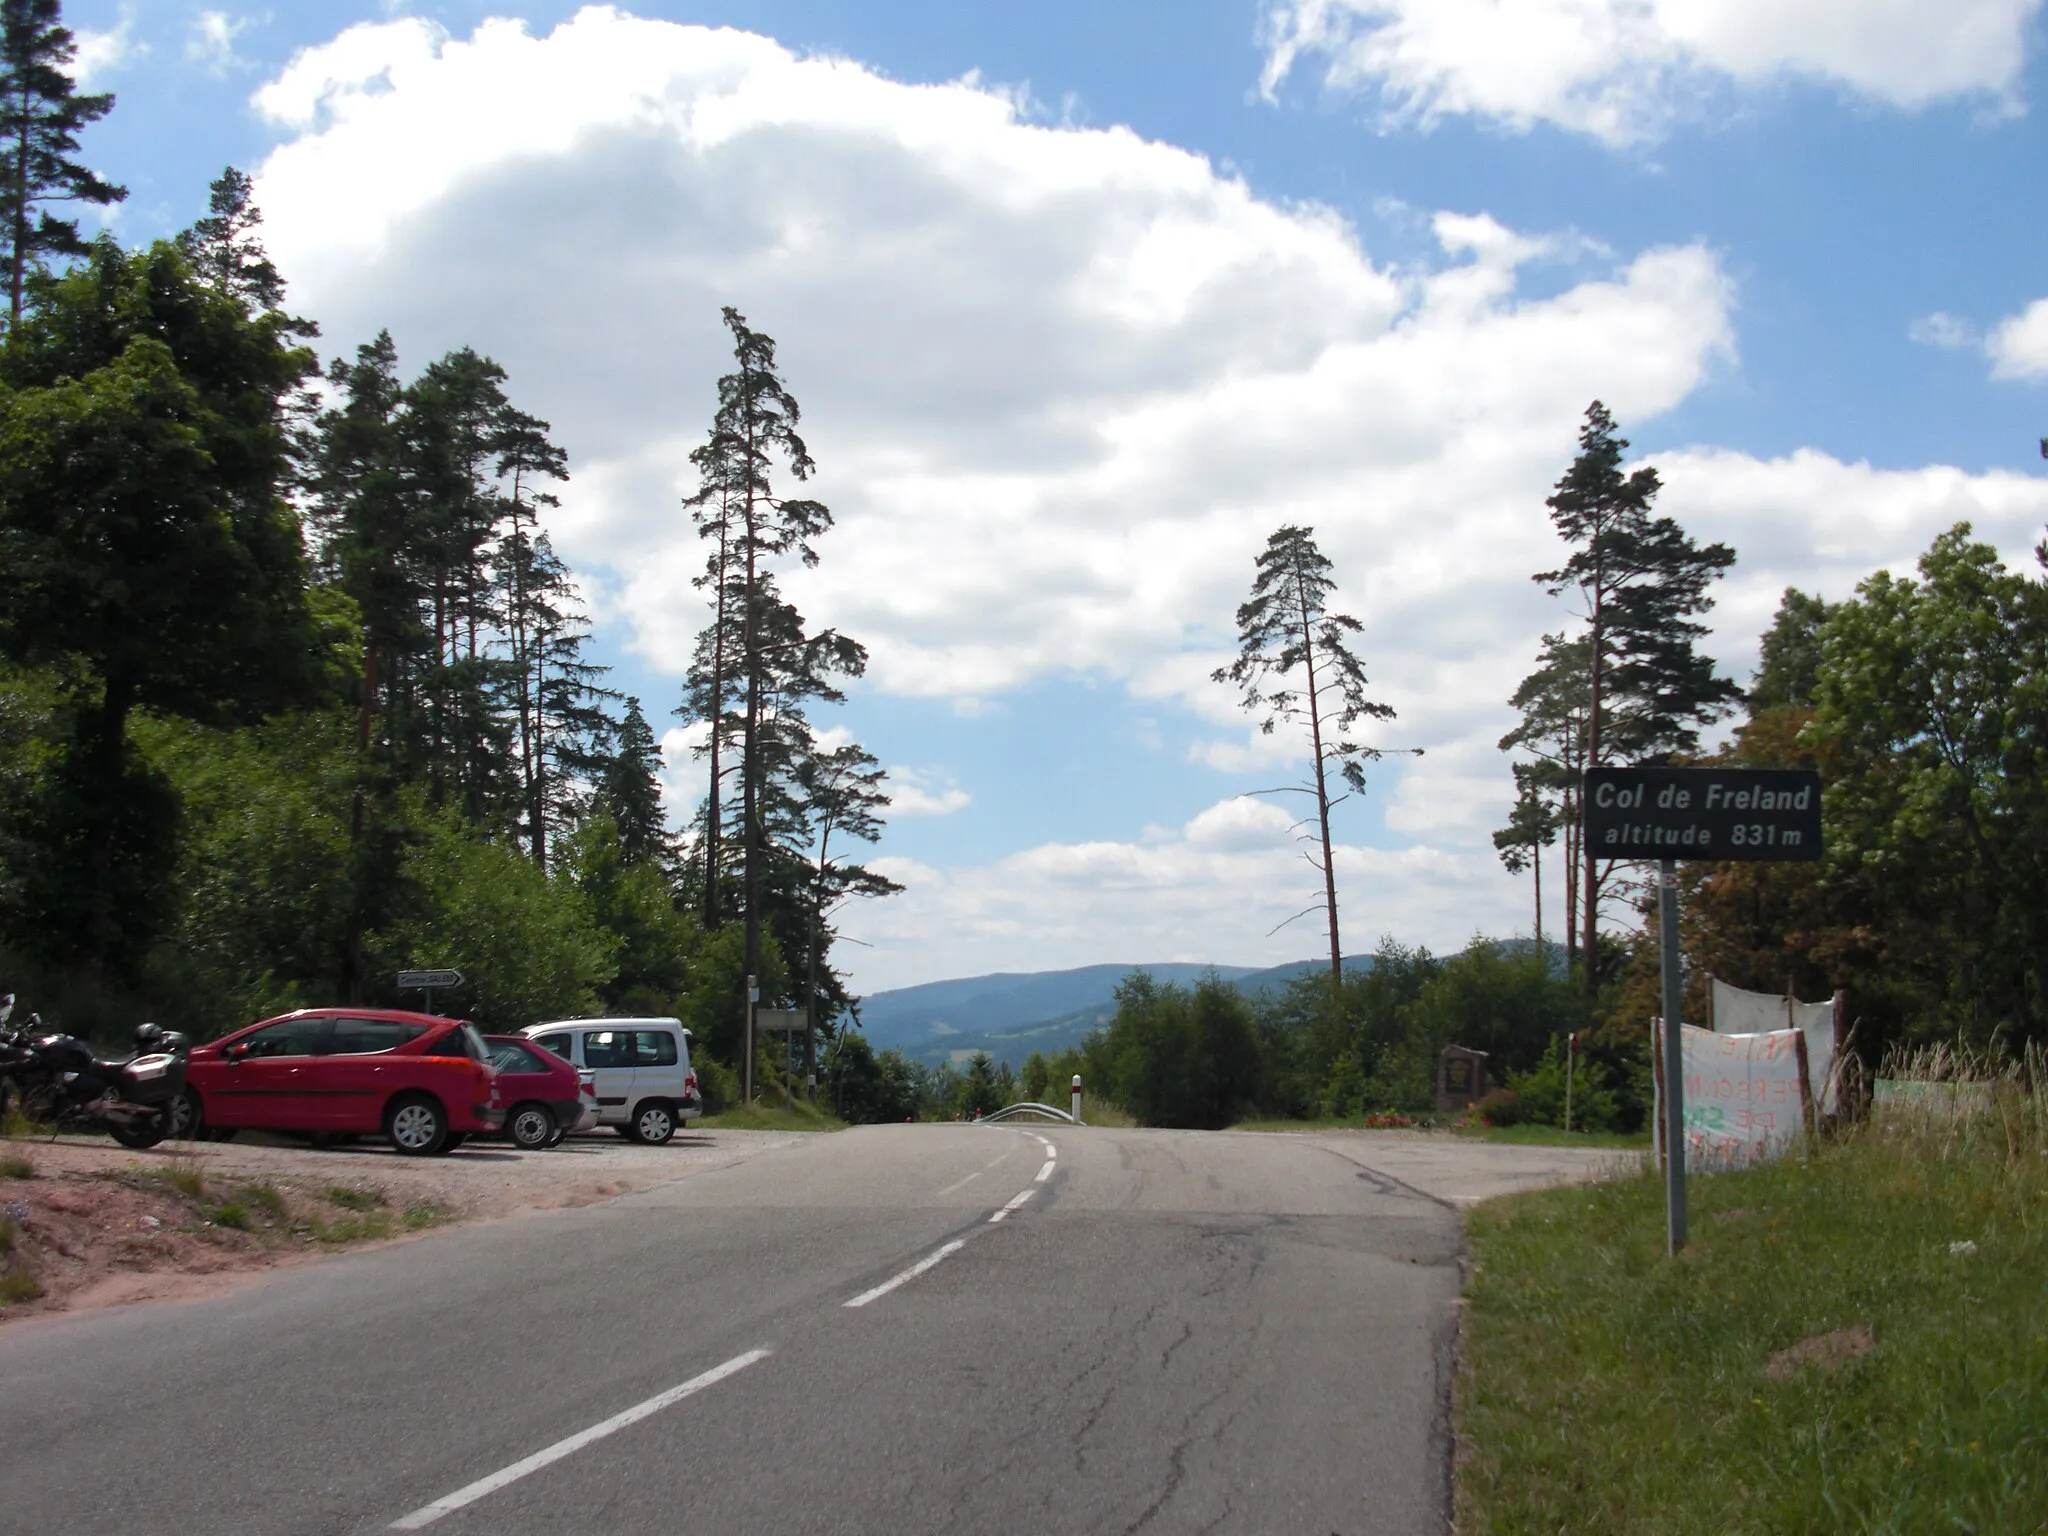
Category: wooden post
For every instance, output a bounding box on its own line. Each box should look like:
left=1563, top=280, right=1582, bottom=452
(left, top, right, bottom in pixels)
left=1793, top=1026, right=1816, bottom=1152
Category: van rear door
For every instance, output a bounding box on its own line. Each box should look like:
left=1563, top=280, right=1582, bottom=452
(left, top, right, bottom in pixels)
left=578, top=1028, right=636, bottom=1121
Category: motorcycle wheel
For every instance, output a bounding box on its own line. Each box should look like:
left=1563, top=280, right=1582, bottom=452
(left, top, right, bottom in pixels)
left=109, top=1111, right=170, bottom=1150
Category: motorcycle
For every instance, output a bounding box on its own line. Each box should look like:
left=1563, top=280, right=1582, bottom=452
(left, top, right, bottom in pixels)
left=0, top=994, right=191, bottom=1150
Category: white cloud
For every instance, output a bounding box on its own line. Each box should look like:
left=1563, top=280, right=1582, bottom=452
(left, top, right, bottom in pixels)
left=243, top=10, right=2048, bottom=986
left=847, top=794, right=1495, bottom=989
left=1988, top=298, right=2048, bottom=379
left=1908, top=311, right=1979, bottom=350
left=887, top=767, right=971, bottom=818
left=188, top=11, right=254, bottom=75
left=1260, top=0, right=2043, bottom=146
left=74, top=12, right=142, bottom=85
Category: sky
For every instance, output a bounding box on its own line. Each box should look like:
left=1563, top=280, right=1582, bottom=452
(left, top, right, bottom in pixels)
left=62, top=0, right=2048, bottom=992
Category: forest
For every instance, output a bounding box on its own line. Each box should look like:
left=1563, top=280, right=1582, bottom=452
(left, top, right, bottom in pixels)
left=0, top=8, right=889, bottom=1108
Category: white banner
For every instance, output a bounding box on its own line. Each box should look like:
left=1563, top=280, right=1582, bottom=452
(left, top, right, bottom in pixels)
left=1711, top=977, right=1839, bottom=1117
left=1658, top=1024, right=1809, bottom=1170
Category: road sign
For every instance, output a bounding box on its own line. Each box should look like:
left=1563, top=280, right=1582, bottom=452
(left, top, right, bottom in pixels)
left=1584, top=766, right=1821, bottom=862
left=1582, top=765, right=1824, bottom=1260
left=397, top=969, right=464, bottom=990
left=755, top=1008, right=809, bottom=1034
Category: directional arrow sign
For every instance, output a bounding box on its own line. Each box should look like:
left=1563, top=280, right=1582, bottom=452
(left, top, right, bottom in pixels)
left=397, top=969, right=465, bottom=990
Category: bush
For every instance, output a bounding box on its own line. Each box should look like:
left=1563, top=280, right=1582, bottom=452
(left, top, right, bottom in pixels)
left=1503, top=1035, right=1622, bottom=1131
left=1473, top=1088, right=1523, bottom=1127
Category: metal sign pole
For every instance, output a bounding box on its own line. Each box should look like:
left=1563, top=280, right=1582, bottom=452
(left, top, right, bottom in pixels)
left=1657, top=858, right=1687, bottom=1255
left=745, top=975, right=758, bottom=1107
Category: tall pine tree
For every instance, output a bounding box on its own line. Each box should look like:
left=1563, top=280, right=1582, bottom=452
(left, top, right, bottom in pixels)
left=1532, top=401, right=1739, bottom=989
left=1212, top=524, right=1412, bottom=991
left=0, top=0, right=121, bottom=324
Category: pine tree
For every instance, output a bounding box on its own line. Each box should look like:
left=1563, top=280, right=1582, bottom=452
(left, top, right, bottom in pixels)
left=1212, top=524, right=1413, bottom=991
left=1492, top=763, right=1560, bottom=972
left=179, top=166, right=285, bottom=313
left=595, top=696, right=670, bottom=867
left=792, top=738, right=901, bottom=1081
left=1533, top=401, right=1740, bottom=988
left=0, top=0, right=122, bottom=324
left=676, top=308, right=847, bottom=1085
left=1498, top=630, right=1590, bottom=972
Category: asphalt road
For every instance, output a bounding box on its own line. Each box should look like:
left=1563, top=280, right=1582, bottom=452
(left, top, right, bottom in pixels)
left=0, top=1126, right=1622, bottom=1535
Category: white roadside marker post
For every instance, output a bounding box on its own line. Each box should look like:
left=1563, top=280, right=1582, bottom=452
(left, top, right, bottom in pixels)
left=1071, top=1074, right=1083, bottom=1125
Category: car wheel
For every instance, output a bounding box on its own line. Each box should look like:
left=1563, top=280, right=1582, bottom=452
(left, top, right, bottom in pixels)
left=109, top=1110, right=171, bottom=1149
left=630, top=1100, right=676, bottom=1146
left=168, top=1087, right=203, bottom=1140
left=385, top=1094, right=449, bottom=1157
left=507, top=1103, right=555, bottom=1152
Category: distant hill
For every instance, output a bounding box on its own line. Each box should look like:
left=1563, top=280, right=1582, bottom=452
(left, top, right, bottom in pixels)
left=853, top=956, right=1374, bottom=1070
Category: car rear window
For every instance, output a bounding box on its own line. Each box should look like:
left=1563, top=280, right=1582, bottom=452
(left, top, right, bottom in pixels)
left=426, top=1024, right=486, bottom=1060
left=581, top=1030, right=631, bottom=1068
left=487, top=1041, right=550, bottom=1075
left=329, top=1018, right=427, bottom=1056
left=534, top=1033, right=573, bottom=1061
left=631, top=1030, right=679, bottom=1066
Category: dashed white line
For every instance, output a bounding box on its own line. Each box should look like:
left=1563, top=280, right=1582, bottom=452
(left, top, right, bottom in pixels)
left=843, top=1239, right=969, bottom=1309
left=988, top=1187, right=1038, bottom=1223
left=1034, top=1160, right=1055, bottom=1183
left=389, top=1348, right=772, bottom=1529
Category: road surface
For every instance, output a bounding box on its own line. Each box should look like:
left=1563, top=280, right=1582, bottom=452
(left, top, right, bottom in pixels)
left=0, top=1126, right=1623, bottom=1535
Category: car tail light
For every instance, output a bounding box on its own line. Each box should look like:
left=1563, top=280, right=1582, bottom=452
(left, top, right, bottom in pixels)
left=684, top=1070, right=698, bottom=1097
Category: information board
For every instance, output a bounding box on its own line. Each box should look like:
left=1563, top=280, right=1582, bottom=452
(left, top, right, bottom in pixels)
left=1583, top=766, right=1821, bottom=861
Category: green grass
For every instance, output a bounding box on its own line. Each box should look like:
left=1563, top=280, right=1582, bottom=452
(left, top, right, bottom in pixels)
left=694, top=1101, right=846, bottom=1132
left=402, top=1200, right=451, bottom=1231
left=1450, top=1122, right=1651, bottom=1149
left=0, top=1149, right=33, bottom=1179
left=1456, top=1078, right=2048, bottom=1533
left=149, top=1161, right=206, bottom=1199
left=0, top=1267, right=41, bottom=1305
left=212, top=1199, right=251, bottom=1230
left=325, top=1186, right=385, bottom=1212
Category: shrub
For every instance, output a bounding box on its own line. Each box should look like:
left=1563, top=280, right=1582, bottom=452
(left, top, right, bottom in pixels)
left=1473, top=1088, right=1523, bottom=1127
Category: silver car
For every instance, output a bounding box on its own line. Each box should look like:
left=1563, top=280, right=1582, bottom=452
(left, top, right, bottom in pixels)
left=522, top=1018, right=702, bottom=1145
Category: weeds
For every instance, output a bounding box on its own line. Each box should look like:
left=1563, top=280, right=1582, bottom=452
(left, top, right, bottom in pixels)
left=245, top=1182, right=285, bottom=1218
left=0, top=1150, right=31, bottom=1179
left=325, top=1186, right=384, bottom=1212
left=0, top=1268, right=40, bottom=1305
left=402, top=1201, right=450, bottom=1231
left=0, top=1217, right=13, bottom=1256
left=1457, top=1045, right=2048, bottom=1533
left=212, top=1200, right=250, bottom=1230
left=150, top=1162, right=205, bottom=1200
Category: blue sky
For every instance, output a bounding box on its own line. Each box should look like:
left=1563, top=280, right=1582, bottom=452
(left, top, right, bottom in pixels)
left=65, top=1, right=2048, bottom=989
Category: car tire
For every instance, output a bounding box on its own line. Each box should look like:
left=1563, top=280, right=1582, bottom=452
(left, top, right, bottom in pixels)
left=109, top=1110, right=170, bottom=1150
left=169, top=1087, right=203, bottom=1140
left=385, top=1094, right=449, bottom=1157
left=629, top=1100, right=676, bottom=1146
left=506, top=1103, right=555, bottom=1151
left=443, top=1133, right=468, bottom=1150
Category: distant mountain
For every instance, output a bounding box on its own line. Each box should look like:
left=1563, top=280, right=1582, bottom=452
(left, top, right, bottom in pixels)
left=853, top=956, right=1374, bottom=1069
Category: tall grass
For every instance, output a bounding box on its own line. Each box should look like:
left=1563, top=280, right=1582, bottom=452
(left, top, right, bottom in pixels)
left=1456, top=1043, right=2048, bottom=1534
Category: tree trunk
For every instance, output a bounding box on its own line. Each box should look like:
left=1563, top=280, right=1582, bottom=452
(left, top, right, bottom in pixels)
left=1583, top=557, right=1606, bottom=995
left=1295, top=569, right=1343, bottom=993
left=1533, top=834, right=1544, bottom=975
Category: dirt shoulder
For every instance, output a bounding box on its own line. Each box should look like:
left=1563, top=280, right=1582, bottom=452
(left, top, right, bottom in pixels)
left=0, top=1127, right=806, bottom=1322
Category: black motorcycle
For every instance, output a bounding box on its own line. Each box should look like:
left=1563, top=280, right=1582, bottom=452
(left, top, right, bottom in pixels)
left=0, top=994, right=190, bottom=1150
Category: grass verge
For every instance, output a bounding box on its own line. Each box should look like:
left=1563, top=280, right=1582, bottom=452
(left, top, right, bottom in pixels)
left=693, top=1101, right=846, bottom=1132
left=1456, top=1070, right=2048, bottom=1533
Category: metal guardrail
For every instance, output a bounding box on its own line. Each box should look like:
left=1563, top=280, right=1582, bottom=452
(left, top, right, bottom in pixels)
left=978, top=1102, right=1083, bottom=1125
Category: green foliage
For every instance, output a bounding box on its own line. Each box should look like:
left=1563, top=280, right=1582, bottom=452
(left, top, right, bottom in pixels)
left=824, top=1030, right=921, bottom=1123
left=1500, top=1035, right=1620, bottom=1132
left=1089, top=972, right=1263, bottom=1129
left=370, top=819, right=613, bottom=1028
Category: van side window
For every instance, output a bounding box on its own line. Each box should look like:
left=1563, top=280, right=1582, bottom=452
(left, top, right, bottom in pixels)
left=535, top=1034, right=573, bottom=1061
left=582, top=1031, right=631, bottom=1069
left=631, top=1030, right=678, bottom=1067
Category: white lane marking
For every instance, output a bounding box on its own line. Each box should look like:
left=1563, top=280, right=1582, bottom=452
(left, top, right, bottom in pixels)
left=933, top=1147, right=1011, bottom=1198
left=988, top=1187, right=1038, bottom=1222
left=1034, top=1160, right=1054, bottom=1183
left=389, top=1348, right=771, bottom=1530
left=843, top=1239, right=969, bottom=1309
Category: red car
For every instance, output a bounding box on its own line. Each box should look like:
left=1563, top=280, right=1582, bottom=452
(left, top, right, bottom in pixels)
left=180, top=1010, right=504, bottom=1156
left=483, top=1035, right=599, bottom=1150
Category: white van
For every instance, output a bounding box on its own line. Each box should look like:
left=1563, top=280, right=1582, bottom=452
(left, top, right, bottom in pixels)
left=522, top=1018, right=701, bottom=1145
